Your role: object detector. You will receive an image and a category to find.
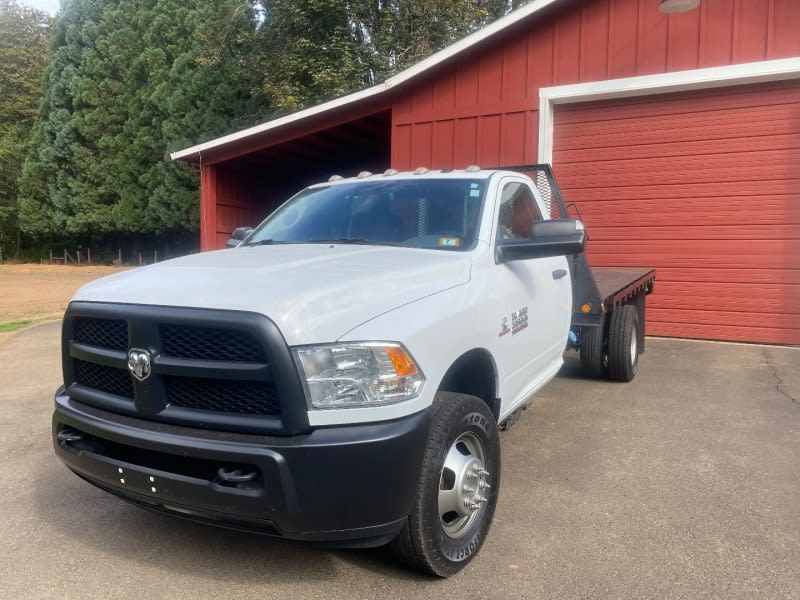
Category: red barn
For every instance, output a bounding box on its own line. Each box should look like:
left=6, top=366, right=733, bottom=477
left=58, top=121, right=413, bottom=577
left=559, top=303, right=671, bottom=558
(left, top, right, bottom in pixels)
left=172, top=0, right=800, bottom=345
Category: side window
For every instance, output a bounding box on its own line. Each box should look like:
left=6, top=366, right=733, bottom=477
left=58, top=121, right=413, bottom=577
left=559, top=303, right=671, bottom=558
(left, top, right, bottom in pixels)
left=497, top=182, right=542, bottom=240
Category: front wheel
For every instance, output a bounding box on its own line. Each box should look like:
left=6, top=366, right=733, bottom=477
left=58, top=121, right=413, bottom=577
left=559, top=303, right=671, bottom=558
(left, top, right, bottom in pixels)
left=391, top=392, right=500, bottom=577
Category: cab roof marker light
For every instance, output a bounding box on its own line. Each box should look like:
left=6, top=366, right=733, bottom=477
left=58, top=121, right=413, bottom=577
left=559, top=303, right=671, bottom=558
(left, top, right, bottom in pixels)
left=465, top=165, right=481, bottom=172
left=328, top=175, right=343, bottom=182
left=414, top=167, right=430, bottom=175
left=383, top=169, right=399, bottom=177
left=357, top=171, right=373, bottom=179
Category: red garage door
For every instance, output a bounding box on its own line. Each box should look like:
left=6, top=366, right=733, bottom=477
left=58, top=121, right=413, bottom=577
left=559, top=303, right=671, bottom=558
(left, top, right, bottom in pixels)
left=553, top=80, right=800, bottom=345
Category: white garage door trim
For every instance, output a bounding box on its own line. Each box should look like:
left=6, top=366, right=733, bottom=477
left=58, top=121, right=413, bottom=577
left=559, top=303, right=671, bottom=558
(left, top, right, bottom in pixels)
left=538, top=56, right=800, bottom=164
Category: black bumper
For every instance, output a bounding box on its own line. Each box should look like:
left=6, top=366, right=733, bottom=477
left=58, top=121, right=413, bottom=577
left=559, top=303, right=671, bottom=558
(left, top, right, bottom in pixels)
left=53, top=390, right=429, bottom=547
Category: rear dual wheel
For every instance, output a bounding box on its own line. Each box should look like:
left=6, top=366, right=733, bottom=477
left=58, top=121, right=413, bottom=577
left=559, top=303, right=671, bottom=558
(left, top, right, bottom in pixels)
left=579, top=324, right=607, bottom=378
left=391, top=392, right=500, bottom=577
left=607, top=305, right=639, bottom=382
left=579, top=305, right=640, bottom=382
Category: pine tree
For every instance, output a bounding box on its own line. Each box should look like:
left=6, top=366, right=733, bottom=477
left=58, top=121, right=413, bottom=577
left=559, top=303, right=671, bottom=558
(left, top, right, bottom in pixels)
left=0, top=0, right=51, bottom=258
left=19, top=0, right=265, bottom=242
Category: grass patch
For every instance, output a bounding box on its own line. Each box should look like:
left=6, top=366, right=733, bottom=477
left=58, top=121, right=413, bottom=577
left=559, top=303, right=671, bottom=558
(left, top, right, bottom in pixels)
left=0, top=320, right=33, bottom=333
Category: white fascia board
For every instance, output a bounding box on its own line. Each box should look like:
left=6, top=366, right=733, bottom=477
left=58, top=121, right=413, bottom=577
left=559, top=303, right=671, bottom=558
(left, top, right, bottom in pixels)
left=170, top=84, right=388, bottom=161
left=538, top=57, right=800, bottom=163
left=172, top=0, right=563, bottom=162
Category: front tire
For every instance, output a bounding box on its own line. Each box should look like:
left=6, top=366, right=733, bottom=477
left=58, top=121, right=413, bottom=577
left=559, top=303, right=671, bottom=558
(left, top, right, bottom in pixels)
left=391, top=392, right=500, bottom=577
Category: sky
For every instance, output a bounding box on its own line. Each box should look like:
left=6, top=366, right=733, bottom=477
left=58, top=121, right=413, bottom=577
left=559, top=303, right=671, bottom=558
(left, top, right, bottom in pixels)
left=21, top=0, right=60, bottom=15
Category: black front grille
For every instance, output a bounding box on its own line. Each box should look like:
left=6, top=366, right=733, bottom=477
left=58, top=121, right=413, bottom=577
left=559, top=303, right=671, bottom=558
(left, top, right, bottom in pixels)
left=161, top=325, right=266, bottom=362
left=75, top=359, right=134, bottom=399
left=64, top=303, right=307, bottom=435
left=165, top=377, right=280, bottom=416
left=74, top=318, right=128, bottom=351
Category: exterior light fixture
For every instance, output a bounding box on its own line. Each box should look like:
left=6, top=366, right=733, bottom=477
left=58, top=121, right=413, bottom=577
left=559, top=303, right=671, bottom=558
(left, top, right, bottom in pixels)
left=659, top=0, right=700, bottom=13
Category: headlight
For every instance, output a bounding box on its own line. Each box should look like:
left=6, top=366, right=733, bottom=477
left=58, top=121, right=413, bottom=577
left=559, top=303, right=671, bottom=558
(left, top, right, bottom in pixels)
left=293, top=342, right=425, bottom=409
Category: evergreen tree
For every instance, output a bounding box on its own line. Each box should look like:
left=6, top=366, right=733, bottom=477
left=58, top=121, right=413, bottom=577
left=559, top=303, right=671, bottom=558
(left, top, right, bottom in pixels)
left=19, top=0, right=265, bottom=242
left=0, top=0, right=51, bottom=258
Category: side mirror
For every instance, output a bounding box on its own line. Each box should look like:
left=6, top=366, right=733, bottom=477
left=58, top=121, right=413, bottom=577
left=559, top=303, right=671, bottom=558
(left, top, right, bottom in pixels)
left=496, top=219, right=585, bottom=263
left=226, top=226, right=254, bottom=248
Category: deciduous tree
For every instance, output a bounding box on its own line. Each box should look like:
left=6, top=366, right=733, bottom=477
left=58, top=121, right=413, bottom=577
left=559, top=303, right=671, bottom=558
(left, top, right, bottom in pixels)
left=256, top=0, right=522, bottom=113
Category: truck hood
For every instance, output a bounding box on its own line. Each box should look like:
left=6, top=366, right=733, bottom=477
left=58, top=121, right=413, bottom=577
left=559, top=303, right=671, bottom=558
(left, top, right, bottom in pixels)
left=72, top=244, right=472, bottom=345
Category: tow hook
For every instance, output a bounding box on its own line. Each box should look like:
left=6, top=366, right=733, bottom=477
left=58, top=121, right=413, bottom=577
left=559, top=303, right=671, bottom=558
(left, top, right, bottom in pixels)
left=216, top=467, right=258, bottom=484
left=57, top=428, right=84, bottom=444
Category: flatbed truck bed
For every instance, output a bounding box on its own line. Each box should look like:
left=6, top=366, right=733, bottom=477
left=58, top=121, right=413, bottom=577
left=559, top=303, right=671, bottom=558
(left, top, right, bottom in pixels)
left=592, top=267, right=655, bottom=308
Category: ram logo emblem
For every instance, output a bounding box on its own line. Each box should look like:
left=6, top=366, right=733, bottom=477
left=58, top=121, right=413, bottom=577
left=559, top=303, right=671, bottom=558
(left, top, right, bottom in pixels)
left=127, top=348, right=152, bottom=382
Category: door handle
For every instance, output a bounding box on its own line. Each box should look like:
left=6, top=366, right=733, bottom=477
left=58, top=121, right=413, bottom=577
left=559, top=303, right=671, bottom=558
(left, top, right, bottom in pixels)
left=552, top=269, right=568, bottom=280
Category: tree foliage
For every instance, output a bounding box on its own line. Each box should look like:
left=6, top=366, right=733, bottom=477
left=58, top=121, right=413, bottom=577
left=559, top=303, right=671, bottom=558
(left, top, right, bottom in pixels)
left=257, top=0, right=521, bottom=113
left=0, top=0, right=51, bottom=258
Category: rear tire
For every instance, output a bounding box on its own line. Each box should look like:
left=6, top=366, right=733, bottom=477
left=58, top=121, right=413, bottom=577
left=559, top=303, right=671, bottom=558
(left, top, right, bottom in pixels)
left=579, top=325, right=607, bottom=379
left=390, top=392, right=500, bottom=577
left=607, top=305, right=639, bottom=382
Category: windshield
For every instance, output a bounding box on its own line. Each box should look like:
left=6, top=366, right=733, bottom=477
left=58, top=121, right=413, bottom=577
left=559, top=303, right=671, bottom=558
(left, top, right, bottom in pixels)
left=244, top=179, right=486, bottom=251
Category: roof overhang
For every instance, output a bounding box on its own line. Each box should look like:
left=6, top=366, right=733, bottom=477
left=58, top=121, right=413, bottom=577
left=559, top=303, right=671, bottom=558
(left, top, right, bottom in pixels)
left=171, top=0, right=564, bottom=163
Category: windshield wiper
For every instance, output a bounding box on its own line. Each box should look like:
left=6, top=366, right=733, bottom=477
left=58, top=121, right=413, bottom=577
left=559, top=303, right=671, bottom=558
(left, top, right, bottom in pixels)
left=243, top=239, right=290, bottom=246
left=308, top=238, right=401, bottom=247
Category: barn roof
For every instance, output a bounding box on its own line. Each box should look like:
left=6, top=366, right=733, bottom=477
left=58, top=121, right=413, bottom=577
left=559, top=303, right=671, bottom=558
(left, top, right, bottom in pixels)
left=171, top=0, right=564, bottom=162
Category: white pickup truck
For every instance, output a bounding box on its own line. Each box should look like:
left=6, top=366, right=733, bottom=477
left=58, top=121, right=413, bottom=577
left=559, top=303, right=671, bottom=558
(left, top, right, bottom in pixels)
left=52, top=165, right=653, bottom=577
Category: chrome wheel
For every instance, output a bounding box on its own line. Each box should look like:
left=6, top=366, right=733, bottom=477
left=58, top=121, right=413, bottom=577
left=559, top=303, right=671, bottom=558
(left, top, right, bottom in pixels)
left=391, top=393, right=500, bottom=576
left=438, top=431, right=491, bottom=539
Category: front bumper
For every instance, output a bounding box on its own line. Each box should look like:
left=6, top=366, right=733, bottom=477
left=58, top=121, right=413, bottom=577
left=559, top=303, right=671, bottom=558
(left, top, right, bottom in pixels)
left=53, top=390, right=429, bottom=547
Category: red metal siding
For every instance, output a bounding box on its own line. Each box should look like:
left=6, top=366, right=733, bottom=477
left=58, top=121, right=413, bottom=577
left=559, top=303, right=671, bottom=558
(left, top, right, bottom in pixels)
left=552, top=81, right=800, bottom=345
left=771, top=0, right=800, bottom=57
left=579, top=0, right=610, bottom=81
left=732, top=0, right=768, bottom=65
left=199, top=166, right=217, bottom=252
left=554, top=4, right=583, bottom=84
left=698, top=0, right=735, bottom=67
left=209, top=168, right=270, bottom=250
left=453, top=117, right=479, bottom=167
left=391, top=0, right=800, bottom=170
left=608, top=0, right=638, bottom=77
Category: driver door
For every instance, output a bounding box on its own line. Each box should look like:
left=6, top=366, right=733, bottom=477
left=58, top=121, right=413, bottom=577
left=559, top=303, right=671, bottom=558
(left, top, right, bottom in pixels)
left=493, top=178, right=572, bottom=410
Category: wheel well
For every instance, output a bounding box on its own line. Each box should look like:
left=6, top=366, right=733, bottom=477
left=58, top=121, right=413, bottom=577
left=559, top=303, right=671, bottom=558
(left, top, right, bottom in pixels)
left=437, top=349, right=499, bottom=421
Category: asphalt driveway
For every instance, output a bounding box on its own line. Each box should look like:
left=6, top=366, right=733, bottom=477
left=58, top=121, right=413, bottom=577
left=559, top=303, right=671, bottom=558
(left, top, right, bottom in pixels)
left=0, top=322, right=797, bottom=599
